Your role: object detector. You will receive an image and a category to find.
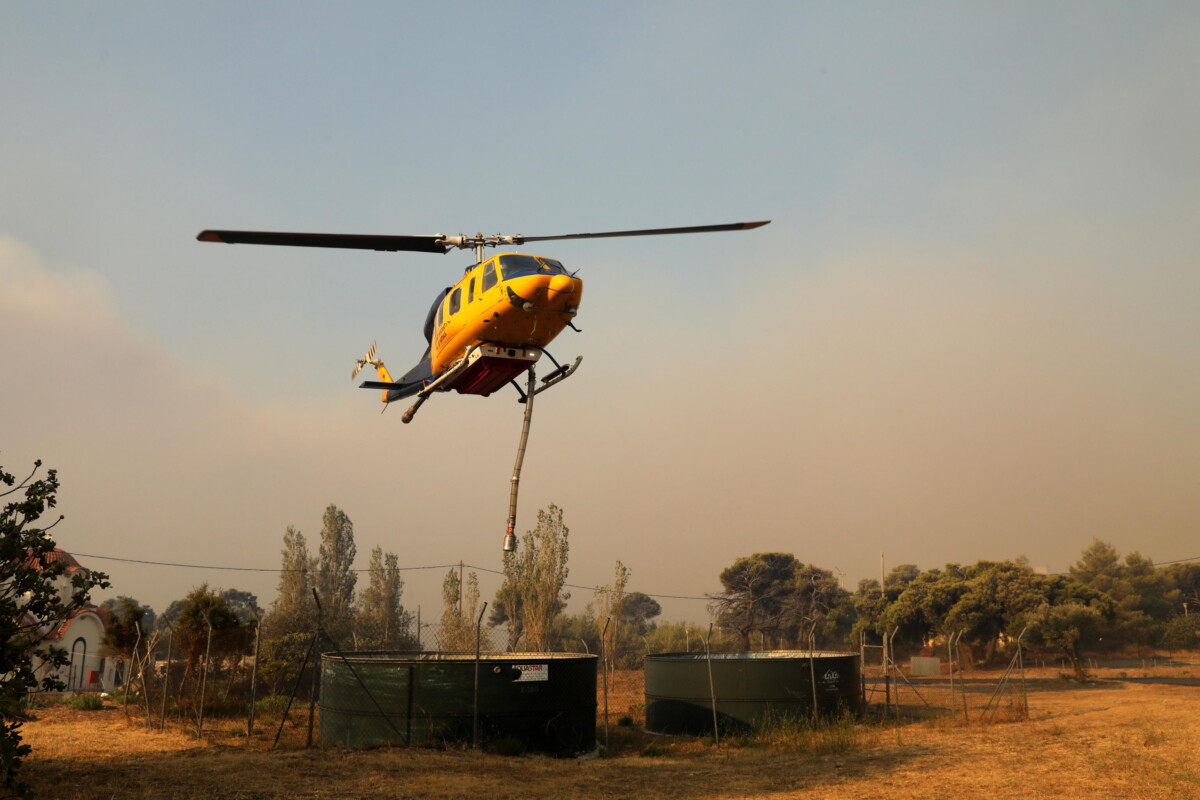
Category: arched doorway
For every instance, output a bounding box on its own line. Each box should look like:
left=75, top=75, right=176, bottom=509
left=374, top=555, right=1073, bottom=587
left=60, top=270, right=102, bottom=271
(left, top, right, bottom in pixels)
left=69, top=636, right=88, bottom=691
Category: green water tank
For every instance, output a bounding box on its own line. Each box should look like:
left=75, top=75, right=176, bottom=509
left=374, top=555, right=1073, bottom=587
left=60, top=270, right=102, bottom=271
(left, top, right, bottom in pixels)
left=645, top=651, right=862, bottom=735
left=318, top=651, right=596, bottom=755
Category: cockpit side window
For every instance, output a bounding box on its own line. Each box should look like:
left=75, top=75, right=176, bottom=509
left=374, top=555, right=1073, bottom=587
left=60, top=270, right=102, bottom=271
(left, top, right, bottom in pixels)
left=481, top=261, right=498, bottom=292
left=447, top=287, right=462, bottom=316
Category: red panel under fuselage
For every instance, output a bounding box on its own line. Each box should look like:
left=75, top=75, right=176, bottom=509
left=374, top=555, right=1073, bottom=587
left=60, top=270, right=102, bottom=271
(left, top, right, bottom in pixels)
left=449, top=345, right=540, bottom=396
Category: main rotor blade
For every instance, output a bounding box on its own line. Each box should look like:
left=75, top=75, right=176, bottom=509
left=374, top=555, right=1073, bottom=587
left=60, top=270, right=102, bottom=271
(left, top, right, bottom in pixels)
left=516, top=220, right=770, bottom=244
left=197, top=230, right=449, bottom=254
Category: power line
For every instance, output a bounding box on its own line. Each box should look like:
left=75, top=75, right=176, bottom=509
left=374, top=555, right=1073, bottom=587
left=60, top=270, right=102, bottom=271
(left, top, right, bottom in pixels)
left=67, top=549, right=1200, bottom=604
left=69, top=552, right=713, bottom=602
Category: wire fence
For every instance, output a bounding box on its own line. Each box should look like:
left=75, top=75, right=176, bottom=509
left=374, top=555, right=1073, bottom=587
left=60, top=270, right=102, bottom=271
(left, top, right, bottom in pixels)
left=43, top=606, right=1200, bottom=755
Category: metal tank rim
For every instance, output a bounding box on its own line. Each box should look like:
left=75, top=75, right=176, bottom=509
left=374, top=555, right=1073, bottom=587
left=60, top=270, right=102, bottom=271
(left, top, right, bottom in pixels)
left=645, top=650, right=858, bottom=661
left=320, top=650, right=597, bottom=663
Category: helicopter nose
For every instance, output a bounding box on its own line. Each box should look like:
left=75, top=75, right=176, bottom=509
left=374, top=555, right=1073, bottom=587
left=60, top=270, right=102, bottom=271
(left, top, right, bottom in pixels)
left=548, top=273, right=578, bottom=295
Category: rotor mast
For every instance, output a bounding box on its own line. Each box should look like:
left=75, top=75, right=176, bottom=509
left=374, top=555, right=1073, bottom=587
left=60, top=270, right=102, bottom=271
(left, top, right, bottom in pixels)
left=436, top=233, right=526, bottom=264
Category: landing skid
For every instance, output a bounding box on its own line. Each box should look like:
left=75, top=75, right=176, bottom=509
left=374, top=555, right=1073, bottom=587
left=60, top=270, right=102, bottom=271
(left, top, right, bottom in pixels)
left=510, top=351, right=583, bottom=402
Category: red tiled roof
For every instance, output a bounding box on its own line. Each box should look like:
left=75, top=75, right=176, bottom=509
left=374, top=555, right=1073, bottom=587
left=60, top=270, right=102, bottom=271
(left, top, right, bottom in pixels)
left=40, top=607, right=102, bottom=641
left=24, top=548, right=90, bottom=577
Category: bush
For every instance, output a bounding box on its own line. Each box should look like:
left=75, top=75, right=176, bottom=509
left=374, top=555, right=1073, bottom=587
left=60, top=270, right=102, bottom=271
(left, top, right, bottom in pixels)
left=67, top=695, right=105, bottom=711
left=254, top=695, right=294, bottom=716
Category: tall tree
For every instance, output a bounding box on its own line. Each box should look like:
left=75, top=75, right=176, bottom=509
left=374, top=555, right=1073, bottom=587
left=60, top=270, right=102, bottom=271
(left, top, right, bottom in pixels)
left=263, top=525, right=314, bottom=640
left=314, top=505, right=357, bottom=643
left=355, top=547, right=412, bottom=650
left=492, top=504, right=570, bottom=651
left=594, top=561, right=630, bottom=659
left=1, top=460, right=108, bottom=799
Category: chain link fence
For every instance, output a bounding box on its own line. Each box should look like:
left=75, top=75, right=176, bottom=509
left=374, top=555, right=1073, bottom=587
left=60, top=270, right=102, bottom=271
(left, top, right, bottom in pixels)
left=94, top=607, right=1200, bottom=753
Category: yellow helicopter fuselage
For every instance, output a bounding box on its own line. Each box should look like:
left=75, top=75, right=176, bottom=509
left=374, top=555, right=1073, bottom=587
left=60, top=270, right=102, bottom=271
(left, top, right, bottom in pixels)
left=429, top=252, right=583, bottom=375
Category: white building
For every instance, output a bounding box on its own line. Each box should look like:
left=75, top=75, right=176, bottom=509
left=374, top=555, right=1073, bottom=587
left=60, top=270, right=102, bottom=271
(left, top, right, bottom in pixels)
left=29, top=549, right=118, bottom=692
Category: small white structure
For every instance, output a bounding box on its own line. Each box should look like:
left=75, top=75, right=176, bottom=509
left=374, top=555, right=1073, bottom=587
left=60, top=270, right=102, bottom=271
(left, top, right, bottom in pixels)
left=910, top=656, right=941, bottom=677
left=28, top=550, right=117, bottom=692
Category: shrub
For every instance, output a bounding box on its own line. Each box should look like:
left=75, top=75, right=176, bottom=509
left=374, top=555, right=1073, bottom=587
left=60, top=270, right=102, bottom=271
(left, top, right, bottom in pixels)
left=254, top=695, right=294, bottom=716
left=67, top=695, right=104, bottom=711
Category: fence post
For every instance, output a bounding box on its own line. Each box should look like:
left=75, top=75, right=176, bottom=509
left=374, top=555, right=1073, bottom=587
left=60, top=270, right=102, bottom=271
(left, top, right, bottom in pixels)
left=123, top=623, right=142, bottom=721
left=247, top=610, right=262, bottom=741
left=808, top=628, right=818, bottom=721
left=307, top=590, right=322, bottom=749
left=705, top=622, right=719, bottom=747
left=137, top=626, right=156, bottom=729
left=198, top=610, right=213, bottom=740
left=1016, top=626, right=1028, bottom=719
left=159, top=624, right=173, bottom=731
left=473, top=602, right=488, bottom=750
left=600, top=617, right=611, bottom=751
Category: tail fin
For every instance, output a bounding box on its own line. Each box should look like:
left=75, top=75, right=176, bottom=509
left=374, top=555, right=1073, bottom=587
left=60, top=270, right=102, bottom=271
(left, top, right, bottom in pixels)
left=352, top=342, right=394, bottom=400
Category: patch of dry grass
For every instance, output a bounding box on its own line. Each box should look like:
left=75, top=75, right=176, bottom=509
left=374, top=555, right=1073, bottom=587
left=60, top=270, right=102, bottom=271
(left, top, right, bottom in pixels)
left=21, top=680, right=1200, bottom=799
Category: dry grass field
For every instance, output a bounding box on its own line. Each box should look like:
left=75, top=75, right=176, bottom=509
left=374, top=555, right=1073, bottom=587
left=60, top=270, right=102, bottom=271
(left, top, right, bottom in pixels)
left=20, top=665, right=1200, bottom=800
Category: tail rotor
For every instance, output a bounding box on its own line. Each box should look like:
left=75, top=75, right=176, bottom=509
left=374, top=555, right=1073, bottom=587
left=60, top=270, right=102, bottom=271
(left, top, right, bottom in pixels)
left=352, top=341, right=383, bottom=380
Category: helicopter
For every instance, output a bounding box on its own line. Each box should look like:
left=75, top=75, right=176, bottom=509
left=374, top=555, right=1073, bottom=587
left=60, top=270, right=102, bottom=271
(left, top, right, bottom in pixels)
left=197, top=221, right=770, bottom=421
left=197, top=219, right=770, bottom=550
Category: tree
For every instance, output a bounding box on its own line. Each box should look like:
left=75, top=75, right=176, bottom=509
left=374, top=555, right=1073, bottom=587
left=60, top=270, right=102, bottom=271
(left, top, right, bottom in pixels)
left=944, top=561, right=1048, bottom=662
left=1166, top=563, right=1200, bottom=609
left=709, top=553, right=798, bottom=649
left=852, top=563, right=923, bottom=643
left=439, top=568, right=480, bottom=651
left=1024, top=601, right=1106, bottom=679
left=172, top=584, right=246, bottom=688
left=492, top=504, right=570, bottom=651
left=220, top=589, right=262, bottom=627
left=1, top=460, right=108, bottom=799
left=262, top=525, right=314, bottom=641
left=314, top=506, right=357, bottom=643
left=594, top=561, right=630, bottom=657
left=355, top=547, right=412, bottom=650
left=788, top=563, right=854, bottom=649
left=100, top=596, right=154, bottom=664
left=618, top=592, right=662, bottom=634
left=1069, top=541, right=1179, bottom=650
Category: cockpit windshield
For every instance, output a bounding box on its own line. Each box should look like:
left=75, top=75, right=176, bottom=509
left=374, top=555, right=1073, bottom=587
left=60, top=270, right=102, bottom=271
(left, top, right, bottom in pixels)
left=497, top=254, right=568, bottom=280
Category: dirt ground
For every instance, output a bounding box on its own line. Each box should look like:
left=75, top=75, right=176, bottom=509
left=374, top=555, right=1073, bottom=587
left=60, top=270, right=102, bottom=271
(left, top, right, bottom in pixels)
left=21, top=669, right=1200, bottom=800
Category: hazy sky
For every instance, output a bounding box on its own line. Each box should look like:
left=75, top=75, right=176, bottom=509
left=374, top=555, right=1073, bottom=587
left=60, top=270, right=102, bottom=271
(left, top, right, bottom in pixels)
left=3, top=2, right=1198, bottom=622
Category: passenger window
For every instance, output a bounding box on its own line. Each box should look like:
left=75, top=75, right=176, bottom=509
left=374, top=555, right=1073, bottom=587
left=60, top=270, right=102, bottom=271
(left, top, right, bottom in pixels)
left=435, top=303, right=443, bottom=329
left=482, top=261, right=497, bottom=292
left=468, top=278, right=475, bottom=303
left=448, top=287, right=462, bottom=316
